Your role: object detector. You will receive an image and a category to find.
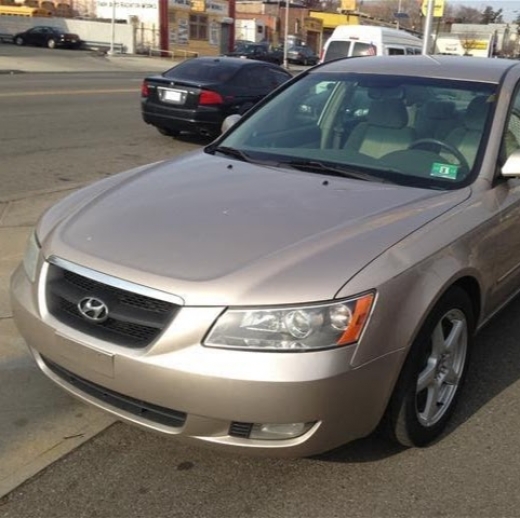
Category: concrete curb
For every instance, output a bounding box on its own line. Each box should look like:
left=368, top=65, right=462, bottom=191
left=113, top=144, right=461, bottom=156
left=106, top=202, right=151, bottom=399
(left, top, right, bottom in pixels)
left=0, top=184, right=116, bottom=499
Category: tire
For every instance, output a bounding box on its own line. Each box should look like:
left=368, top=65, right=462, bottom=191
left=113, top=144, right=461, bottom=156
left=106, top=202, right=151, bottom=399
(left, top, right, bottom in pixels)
left=15, top=36, right=24, bottom=46
left=156, top=127, right=180, bottom=137
left=384, top=286, right=474, bottom=447
left=47, top=39, right=56, bottom=49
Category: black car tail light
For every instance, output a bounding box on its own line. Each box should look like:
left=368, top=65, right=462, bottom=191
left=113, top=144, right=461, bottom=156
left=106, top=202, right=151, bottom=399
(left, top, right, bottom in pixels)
left=199, top=90, right=224, bottom=105
left=141, top=81, right=150, bottom=98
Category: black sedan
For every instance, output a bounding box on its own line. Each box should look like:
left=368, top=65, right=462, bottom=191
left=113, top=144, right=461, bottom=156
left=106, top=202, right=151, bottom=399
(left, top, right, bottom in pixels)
left=141, top=56, right=292, bottom=139
left=287, top=46, right=319, bottom=66
left=13, top=26, right=82, bottom=49
left=225, top=42, right=284, bottom=65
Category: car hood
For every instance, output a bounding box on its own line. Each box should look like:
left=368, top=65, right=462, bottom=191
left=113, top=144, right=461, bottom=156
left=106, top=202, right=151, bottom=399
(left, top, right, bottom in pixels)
left=41, top=151, right=469, bottom=306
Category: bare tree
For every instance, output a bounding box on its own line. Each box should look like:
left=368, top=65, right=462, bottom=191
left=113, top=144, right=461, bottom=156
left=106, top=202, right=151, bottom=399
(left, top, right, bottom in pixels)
left=480, top=6, right=503, bottom=24
left=453, top=6, right=483, bottom=23
left=359, top=0, right=422, bottom=31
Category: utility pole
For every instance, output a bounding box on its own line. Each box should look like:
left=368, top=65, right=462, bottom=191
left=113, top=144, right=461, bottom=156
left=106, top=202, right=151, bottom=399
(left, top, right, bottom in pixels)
left=422, top=0, right=434, bottom=54
left=108, top=0, right=116, bottom=55
left=283, top=0, right=289, bottom=68
left=228, top=0, right=235, bottom=53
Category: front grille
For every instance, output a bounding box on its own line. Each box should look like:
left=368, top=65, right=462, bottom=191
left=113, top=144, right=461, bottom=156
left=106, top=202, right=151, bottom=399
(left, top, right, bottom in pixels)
left=229, top=421, right=253, bottom=438
left=46, top=263, right=180, bottom=348
left=42, top=356, right=187, bottom=428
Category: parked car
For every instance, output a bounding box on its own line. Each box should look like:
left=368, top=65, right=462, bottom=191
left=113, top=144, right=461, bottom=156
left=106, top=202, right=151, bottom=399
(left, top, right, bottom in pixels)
left=287, top=45, right=319, bottom=66
left=13, top=26, right=82, bottom=49
left=140, top=56, right=291, bottom=139
left=233, top=39, right=255, bottom=52
left=12, top=55, right=520, bottom=457
left=225, top=42, right=284, bottom=65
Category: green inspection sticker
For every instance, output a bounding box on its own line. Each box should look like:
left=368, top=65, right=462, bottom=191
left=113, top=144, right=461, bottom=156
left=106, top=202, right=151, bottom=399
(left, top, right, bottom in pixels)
left=430, top=162, right=459, bottom=180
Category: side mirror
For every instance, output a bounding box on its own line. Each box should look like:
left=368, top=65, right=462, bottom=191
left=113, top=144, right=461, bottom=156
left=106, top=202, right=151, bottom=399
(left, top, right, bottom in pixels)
left=502, top=149, right=520, bottom=177
left=221, top=114, right=241, bottom=134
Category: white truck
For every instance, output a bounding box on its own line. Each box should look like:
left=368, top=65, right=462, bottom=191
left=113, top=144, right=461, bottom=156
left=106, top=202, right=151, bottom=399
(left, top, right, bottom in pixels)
left=320, top=25, right=423, bottom=63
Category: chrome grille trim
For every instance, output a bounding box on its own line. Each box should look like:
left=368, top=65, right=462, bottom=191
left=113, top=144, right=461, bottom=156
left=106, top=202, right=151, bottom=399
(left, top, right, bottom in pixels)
left=48, top=256, right=185, bottom=306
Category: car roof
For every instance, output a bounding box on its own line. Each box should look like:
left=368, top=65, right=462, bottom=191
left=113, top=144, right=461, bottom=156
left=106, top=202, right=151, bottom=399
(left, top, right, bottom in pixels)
left=189, top=56, right=282, bottom=68
left=315, top=55, right=520, bottom=83
left=32, top=26, right=61, bottom=31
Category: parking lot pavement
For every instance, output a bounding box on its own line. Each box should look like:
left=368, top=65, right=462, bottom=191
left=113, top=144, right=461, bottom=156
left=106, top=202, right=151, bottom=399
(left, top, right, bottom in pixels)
left=0, top=185, right=116, bottom=498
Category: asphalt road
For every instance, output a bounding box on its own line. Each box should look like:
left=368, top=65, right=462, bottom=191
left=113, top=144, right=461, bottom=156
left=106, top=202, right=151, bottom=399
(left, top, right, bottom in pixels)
left=2, top=48, right=520, bottom=518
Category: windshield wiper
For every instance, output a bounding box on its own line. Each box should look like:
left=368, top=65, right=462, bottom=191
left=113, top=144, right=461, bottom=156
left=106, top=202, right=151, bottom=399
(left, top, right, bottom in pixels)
left=281, top=159, right=391, bottom=183
left=206, top=145, right=284, bottom=168
left=207, top=145, right=253, bottom=162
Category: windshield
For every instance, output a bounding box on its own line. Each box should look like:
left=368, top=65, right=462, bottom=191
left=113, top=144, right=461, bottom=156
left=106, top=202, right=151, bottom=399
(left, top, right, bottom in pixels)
left=217, top=72, right=497, bottom=190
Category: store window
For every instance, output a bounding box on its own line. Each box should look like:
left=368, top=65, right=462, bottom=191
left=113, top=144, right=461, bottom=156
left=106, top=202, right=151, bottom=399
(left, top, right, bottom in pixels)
left=190, top=14, right=208, bottom=40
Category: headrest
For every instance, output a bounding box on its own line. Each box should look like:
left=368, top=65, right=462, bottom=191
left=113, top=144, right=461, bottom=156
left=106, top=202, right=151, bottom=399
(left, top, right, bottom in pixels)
left=367, top=99, right=408, bottom=128
left=465, top=96, right=490, bottom=130
left=424, top=101, right=456, bottom=120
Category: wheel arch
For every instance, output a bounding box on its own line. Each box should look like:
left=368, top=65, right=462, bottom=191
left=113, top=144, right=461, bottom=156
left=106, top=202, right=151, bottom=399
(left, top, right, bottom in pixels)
left=348, top=264, right=483, bottom=371
left=379, top=280, right=478, bottom=446
left=397, top=272, right=482, bottom=362
left=450, top=275, right=481, bottom=326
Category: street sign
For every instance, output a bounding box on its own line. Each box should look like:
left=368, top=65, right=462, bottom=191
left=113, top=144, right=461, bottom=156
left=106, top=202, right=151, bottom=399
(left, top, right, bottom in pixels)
left=421, top=0, right=444, bottom=18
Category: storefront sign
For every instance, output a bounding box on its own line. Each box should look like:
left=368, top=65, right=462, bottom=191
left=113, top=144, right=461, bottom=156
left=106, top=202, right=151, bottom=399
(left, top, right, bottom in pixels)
left=96, top=0, right=158, bottom=23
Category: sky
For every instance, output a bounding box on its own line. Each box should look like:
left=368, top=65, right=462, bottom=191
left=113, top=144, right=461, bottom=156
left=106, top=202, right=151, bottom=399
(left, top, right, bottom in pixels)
left=448, top=0, right=519, bottom=21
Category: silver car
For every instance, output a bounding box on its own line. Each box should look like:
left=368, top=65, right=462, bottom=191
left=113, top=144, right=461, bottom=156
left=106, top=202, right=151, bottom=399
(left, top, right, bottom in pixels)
left=11, top=55, right=520, bottom=457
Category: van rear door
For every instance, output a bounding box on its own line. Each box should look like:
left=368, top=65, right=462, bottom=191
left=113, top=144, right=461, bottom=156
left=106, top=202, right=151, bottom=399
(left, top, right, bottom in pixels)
left=322, top=40, right=352, bottom=62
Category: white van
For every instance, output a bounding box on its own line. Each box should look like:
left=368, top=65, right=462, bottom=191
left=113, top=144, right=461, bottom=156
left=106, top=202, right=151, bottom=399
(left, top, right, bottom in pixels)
left=321, top=26, right=423, bottom=63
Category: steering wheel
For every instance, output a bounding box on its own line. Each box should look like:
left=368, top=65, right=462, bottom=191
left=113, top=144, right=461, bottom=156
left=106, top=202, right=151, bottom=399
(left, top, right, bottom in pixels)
left=408, top=138, right=470, bottom=172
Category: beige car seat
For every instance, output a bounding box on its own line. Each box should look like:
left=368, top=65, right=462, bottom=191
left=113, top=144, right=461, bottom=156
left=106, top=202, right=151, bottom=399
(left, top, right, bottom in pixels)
left=344, top=98, right=416, bottom=159
left=445, top=96, right=491, bottom=166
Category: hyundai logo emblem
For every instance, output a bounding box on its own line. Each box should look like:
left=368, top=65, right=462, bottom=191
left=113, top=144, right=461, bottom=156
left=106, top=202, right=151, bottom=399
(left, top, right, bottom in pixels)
left=77, top=296, right=109, bottom=323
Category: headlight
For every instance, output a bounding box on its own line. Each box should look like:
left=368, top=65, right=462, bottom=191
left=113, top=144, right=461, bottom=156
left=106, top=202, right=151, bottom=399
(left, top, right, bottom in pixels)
left=204, top=292, right=375, bottom=351
left=23, top=232, right=40, bottom=283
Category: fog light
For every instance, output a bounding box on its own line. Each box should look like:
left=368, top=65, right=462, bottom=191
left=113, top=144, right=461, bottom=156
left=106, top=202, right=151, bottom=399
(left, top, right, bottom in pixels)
left=249, top=422, right=314, bottom=440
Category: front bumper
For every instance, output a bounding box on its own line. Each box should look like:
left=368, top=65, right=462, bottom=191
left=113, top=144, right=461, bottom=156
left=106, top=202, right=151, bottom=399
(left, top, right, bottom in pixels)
left=10, top=261, right=404, bottom=457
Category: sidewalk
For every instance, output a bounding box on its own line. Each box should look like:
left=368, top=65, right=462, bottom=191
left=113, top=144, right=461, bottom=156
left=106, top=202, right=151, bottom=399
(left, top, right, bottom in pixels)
left=0, top=185, right=116, bottom=499
left=0, top=50, right=181, bottom=74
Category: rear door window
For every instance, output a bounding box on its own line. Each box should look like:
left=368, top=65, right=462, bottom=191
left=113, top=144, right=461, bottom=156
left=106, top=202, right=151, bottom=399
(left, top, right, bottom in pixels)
left=324, top=40, right=352, bottom=61
left=351, top=42, right=377, bottom=56
left=234, top=66, right=271, bottom=92
left=267, top=68, right=292, bottom=87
